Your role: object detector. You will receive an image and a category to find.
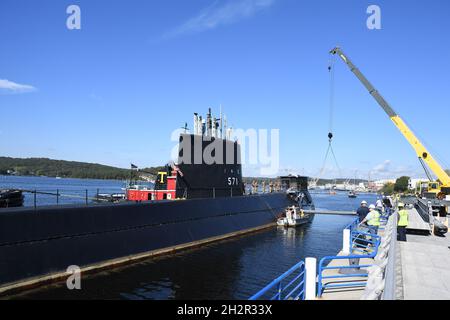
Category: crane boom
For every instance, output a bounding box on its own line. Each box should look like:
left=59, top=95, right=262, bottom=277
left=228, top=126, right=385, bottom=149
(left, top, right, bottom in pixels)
left=330, top=47, right=450, bottom=187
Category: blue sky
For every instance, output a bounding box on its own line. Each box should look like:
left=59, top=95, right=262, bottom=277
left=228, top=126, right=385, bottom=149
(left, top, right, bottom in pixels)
left=1, top=0, right=449, bottom=179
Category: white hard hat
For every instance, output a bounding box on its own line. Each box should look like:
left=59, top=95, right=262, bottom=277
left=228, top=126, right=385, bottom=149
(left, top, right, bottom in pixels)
left=361, top=200, right=368, bottom=205
left=369, top=204, right=376, bottom=210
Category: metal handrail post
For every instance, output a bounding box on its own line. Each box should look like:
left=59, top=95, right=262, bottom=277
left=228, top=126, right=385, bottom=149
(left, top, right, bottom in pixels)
left=305, top=257, right=317, bottom=300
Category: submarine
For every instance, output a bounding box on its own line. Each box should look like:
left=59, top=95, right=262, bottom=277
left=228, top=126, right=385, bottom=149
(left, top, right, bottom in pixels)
left=0, top=109, right=314, bottom=295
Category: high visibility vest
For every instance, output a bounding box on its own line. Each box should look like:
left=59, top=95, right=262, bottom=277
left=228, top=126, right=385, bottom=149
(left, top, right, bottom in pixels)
left=367, top=211, right=380, bottom=226
left=398, top=209, right=409, bottom=227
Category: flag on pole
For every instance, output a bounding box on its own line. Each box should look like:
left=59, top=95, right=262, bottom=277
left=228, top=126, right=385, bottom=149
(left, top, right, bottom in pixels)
left=131, top=164, right=138, bottom=170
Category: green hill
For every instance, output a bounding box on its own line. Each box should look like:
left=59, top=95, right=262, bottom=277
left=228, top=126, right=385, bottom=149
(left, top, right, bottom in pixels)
left=0, top=157, right=134, bottom=180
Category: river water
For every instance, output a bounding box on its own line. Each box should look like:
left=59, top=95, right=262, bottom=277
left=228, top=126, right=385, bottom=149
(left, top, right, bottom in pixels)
left=1, top=176, right=378, bottom=300
left=0, top=175, right=126, bottom=207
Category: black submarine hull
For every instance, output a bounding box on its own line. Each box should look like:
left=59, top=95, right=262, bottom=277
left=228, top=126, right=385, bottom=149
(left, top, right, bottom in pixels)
left=0, top=192, right=296, bottom=293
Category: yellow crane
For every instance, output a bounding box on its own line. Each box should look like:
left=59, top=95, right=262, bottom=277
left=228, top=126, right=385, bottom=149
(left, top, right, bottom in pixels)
left=330, top=47, right=450, bottom=199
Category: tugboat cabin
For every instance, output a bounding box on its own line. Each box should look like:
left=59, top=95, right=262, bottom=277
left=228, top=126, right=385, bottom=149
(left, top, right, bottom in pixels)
left=127, top=167, right=177, bottom=201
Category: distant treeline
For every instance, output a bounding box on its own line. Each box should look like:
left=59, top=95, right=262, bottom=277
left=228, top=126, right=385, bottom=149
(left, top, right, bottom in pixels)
left=0, top=157, right=162, bottom=180
left=2, top=157, right=448, bottom=182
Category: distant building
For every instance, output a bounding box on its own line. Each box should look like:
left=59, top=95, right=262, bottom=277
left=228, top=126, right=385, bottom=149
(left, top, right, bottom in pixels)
left=408, top=178, right=424, bottom=190
left=372, top=179, right=396, bottom=191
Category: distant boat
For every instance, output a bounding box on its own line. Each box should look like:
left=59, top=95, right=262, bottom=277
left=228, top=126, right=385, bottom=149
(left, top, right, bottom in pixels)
left=94, top=193, right=126, bottom=203
left=348, top=191, right=357, bottom=198
left=0, top=190, right=24, bottom=208
left=55, top=176, right=62, bottom=180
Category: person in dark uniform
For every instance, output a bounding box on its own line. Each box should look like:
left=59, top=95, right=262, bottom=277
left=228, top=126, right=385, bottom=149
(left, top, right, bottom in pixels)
left=383, top=196, right=393, bottom=217
left=357, top=200, right=370, bottom=223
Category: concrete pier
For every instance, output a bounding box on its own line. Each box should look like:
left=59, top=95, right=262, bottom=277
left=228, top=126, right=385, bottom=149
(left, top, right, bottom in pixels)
left=400, top=234, right=450, bottom=300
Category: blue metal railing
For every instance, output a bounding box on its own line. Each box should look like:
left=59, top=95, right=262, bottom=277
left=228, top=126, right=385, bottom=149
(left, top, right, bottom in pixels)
left=345, top=218, right=361, bottom=252
left=249, top=260, right=306, bottom=300
left=317, top=219, right=382, bottom=297
left=345, top=218, right=360, bottom=232
left=351, top=229, right=381, bottom=254
left=250, top=217, right=383, bottom=300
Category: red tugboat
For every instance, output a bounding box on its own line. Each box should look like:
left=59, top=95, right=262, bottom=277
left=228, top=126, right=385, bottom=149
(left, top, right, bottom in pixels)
left=127, top=168, right=179, bottom=201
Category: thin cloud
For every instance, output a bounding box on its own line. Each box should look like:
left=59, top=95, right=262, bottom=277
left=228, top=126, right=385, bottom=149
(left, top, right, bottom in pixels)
left=89, top=93, right=104, bottom=102
left=165, top=0, right=275, bottom=38
left=370, top=160, right=424, bottom=179
left=372, top=160, right=391, bottom=174
left=0, top=79, right=36, bottom=94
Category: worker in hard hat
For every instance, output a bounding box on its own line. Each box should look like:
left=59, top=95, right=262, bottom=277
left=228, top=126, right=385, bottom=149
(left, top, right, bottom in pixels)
left=360, top=204, right=381, bottom=240
left=376, top=197, right=383, bottom=209
left=376, top=204, right=383, bottom=214
left=397, top=203, right=409, bottom=242
left=357, top=200, right=370, bottom=223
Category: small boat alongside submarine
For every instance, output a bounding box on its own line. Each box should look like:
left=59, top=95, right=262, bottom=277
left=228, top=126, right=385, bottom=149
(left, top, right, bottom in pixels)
left=276, top=205, right=314, bottom=227
left=0, top=109, right=314, bottom=295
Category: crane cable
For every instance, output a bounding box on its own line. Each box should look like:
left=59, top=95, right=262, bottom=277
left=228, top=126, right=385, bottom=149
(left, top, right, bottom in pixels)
left=327, top=54, right=343, bottom=178
left=328, top=56, right=336, bottom=138
left=314, top=56, right=343, bottom=183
